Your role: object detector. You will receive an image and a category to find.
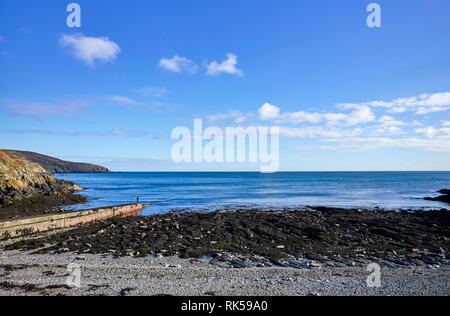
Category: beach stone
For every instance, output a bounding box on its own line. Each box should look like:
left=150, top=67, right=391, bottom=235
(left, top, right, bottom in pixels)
left=308, top=261, right=322, bottom=269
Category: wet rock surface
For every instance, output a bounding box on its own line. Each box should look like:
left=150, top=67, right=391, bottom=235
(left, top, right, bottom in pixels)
left=5, top=207, right=450, bottom=266
left=0, top=192, right=87, bottom=221
left=425, top=189, right=450, bottom=204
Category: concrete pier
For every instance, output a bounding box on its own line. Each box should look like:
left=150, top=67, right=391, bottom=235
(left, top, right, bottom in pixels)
left=0, top=203, right=148, bottom=240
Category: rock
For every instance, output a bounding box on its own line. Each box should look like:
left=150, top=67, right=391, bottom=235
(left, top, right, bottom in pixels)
left=165, top=264, right=182, bottom=268
left=370, top=228, right=397, bottom=239
left=308, top=261, right=322, bottom=269
left=424, top=189, right=450, bottom=204
left=232, top=260, right=248, bottom=269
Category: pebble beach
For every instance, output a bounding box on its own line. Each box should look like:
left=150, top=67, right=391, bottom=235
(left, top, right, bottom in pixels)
left=0, top=251, right=449, bottom=296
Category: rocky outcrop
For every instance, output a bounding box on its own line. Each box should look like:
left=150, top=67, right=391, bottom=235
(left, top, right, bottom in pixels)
left=0, top=150, right=83, bottom=206
left=4, top=150, right=110, bottom=173
left=425, top=189, right=450, bottom=204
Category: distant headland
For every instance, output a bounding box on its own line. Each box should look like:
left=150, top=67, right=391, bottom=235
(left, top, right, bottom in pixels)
left=3, top=150, right=110, bottom=173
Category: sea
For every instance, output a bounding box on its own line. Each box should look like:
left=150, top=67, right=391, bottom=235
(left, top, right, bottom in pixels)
left=53, top=172, right=450, bottom=216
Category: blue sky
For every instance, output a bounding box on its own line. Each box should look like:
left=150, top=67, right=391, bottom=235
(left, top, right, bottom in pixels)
left=0, top=0, right=449, bottom=171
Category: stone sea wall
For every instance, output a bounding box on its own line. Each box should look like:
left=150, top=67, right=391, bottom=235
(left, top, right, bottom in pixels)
left=0, top=203, right=146, bottom=240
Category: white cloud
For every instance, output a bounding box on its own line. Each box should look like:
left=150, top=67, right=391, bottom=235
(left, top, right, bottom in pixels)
left=325, top=137, right=450, bottom=152
left=373, top=115, right=405, bottom=135
left=279, top=126, right=363, bottom=139
left=0, top=99, right=89, bottom=120
left=277, top=111, right=323, bottom=124
left=108, top=95, right=142, bottom=106
left=206, top=53, right=244, bottom=76
left=59, top=33, right=121, bottom=66
left=415, top=106, right=450, bottom=115
left=234, top=116, right=247, bottom=124
left=344, top=106, right=376, bottom=125
left=411, top=120, right=425, bottom=127
left=415, top=126, right=450, bottom=139
left=202, top=93, right=450, bottom=156
left=262, top=105, right=375, bottom=126
left=210, top=102, right=376, bottom=127
left=258, top=103, right=280, bottom=120
left=415, top=127, right=438, bottom=139
left=388, top=106, right=407, bottom=113
left=339, top=92, right=450, bottom=115
left=158, top=55, right=198, bottom=73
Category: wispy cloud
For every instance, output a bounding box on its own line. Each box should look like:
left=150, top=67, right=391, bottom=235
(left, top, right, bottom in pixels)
left=108, top=95, right=142, bottom=106
left=59, top=33, right=121, bottom=66
left=339, top=92, right=450, bottom=115
left=206, top=53, right=244, bottom=77
left=152, top=134, right=171, bottom=140
left=279, top=126, right=363, bottom=139
left=414, top=126, right=450, bottom=139
left=256, top=103, right=375, bottom=126
left=0, top=99, right=89, bottom=120
left=372, top=115, right=406, bottom=135
left=2, top=129, right=148, bottom=138
left=206, top=110, right=253, bottom=124
left=202, top=92, right=450, bottom=155
left=323, top=137, right=450, bottom=153
left=107, top=95, right=179, bottom=112
left=137, top=87, right=169, bottom=97
left=158, top=55, right=198, bottom=73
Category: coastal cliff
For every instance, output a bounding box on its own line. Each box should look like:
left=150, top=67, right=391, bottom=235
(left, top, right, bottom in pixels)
left=0, top=150, right=86, bottom=219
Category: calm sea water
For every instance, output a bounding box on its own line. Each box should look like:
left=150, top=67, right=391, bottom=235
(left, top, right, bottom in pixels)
left=54, top=172, right=450, bottom=215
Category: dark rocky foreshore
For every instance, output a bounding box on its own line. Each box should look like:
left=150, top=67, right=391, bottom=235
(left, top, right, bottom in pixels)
left=0, top=193, right=87, bottom=221
left=6, top=207, right=449, bottom=267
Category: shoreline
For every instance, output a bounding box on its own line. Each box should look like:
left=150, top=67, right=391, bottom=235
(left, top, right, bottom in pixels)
left=4, top=207, right=449, bottom=264
left=1, top=206, right=449, bottom=296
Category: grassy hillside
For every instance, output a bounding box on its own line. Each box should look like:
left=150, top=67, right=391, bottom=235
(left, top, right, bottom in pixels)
left=4, top=150, right=110, bottom=173
left=0, top=150, right=45, bottom=174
